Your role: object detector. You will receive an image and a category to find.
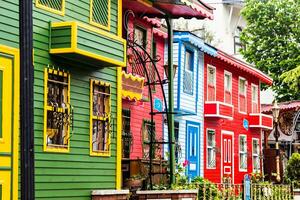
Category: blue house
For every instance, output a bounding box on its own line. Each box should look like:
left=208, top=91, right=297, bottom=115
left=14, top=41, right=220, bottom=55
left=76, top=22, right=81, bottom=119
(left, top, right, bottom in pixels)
left=164, top=31, right=217, bottom=179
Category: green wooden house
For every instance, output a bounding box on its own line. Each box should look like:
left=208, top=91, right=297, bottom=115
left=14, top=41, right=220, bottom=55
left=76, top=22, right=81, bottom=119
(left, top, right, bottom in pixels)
left=0, top=0, right=125, bottom=199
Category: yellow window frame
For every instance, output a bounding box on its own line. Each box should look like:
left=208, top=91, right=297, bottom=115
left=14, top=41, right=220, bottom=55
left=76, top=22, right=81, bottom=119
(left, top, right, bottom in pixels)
left=90, top=80, right=111, bottom=156
left=43, top=68, right=71, bottom=153
left=89, top=0, right=111, bottom=31
left=35, top=0, right=66, bottom=16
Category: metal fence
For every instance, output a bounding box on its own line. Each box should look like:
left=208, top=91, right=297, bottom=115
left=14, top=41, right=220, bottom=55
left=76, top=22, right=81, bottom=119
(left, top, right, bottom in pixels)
left=196, top=183, right=293, bottom=200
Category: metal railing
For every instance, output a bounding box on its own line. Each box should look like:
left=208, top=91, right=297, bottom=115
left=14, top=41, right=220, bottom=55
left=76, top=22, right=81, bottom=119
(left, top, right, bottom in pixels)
left=194, top=183, right=293, bottom=200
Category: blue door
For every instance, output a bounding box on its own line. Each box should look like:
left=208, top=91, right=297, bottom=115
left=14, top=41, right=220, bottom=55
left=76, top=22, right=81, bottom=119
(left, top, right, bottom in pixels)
left=186, top=121, right=200, bottom=179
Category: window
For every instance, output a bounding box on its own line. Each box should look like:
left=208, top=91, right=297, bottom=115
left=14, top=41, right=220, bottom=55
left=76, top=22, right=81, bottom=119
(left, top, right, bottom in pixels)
left=90, top=80, right=111, bottom=156
left=44, top=68, right=71, bottom=152
left=183, top=49, right=194, bottom=94
left=239, top=135, right=247, bottom=171
left=134, top=26, right=147, bottom=49
left=224, top=71, right=232, bottom=104
left=252, top=139, right=260, bottom=172
left=143, top=120, right=156, bottom=159
left=36, top=0, right=65, bottom=15
left=207, top=65, right=216, bottom=101
left=90, top=0, right=111, bottom=30
left=251, top=84, right=258, bottom=113
left=239, top=78, right=247, bottom=113
left=122, top=109, right=131, bottom=159
left=234, top=26, right=245, bottom=54
left=207, top=129, right=216, bottom=168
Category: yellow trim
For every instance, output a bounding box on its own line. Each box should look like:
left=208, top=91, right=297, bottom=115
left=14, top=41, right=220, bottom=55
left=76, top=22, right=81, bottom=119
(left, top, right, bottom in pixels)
left=121, top=71, right=145, bottom=100
left=122, top=71, right=145, bottom=82
left=43, top=68, right=71, bottom=153
left=89, top=80, right=112, bottom=157
left=35, top=0, right=65, bottom=16
left=122, top=90, right=143, bottom=101
left=116, top=67, right=122, bottom=189
left=116, top=0, right=122, bottom=188
left=0, top=45, right=20, bottom=200
left=50, top=21, right=127, bottom=67
left=117, top=0, right=122, bottom=37
left=89, top=0, right=111, bottom=31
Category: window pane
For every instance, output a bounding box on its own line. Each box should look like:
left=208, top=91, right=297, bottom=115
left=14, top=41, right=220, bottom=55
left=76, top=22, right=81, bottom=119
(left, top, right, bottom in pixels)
left=224, top=73, right=231, bottom=91
left=207, top=130, right=216, bottom=168
left=92, top=119, right=108, bottom=151
left=239, top=79, right=246, bottom=95
left=208, top=67, right=215, bottom=86
left=134, top=27, right=146, bottom=48
left=185, top=51, right=193, bottom=71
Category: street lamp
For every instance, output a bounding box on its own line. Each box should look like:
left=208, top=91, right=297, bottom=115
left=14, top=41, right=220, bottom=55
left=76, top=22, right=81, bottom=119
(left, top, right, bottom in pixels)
left=272, top=101, right=281, bottom=183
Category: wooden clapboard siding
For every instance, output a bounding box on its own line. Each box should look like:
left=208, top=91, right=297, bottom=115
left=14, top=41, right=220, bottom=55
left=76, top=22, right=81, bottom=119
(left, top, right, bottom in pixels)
left=33, top=0, right=120, bottom=199
left=203, top=53, right=261, bottom=184
left=164, top=39, right=205, bottom=177
left=0, top=1, right=19, bottom=48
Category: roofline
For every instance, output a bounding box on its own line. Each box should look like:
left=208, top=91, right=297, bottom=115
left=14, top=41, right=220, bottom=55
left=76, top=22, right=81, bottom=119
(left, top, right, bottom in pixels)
left=173, top=31, right=273, bottom=85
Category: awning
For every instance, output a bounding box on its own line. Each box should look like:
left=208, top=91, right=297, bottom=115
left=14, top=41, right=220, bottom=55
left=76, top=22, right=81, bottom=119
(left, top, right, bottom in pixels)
left=123, top=0, right=214, bottom=20
left=153, top=0, right=214, bottom=19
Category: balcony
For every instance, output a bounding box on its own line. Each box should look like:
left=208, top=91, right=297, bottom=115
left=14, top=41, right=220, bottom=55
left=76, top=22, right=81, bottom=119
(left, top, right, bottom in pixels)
left=249, top=113, right=273, bottom=130
left=122, top=71, right=145, bottom=101
left=49, top=22, right=126, bottom=67
left=204, top=101, right=233, bottom=120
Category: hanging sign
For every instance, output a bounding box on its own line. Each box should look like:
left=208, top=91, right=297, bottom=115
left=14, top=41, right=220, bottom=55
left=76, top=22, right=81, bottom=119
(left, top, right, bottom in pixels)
left=244, top=174, right=251, bottom=200
left=154, top=98, right=163, bottom=112
left=243, top=119, right=249, bottom=131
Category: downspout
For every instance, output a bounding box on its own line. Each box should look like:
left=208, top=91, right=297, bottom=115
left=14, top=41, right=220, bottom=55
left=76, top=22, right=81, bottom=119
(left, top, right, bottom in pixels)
left=20, top=0, right=35, bottom=199
left=166, top=17, right=175, bottom=185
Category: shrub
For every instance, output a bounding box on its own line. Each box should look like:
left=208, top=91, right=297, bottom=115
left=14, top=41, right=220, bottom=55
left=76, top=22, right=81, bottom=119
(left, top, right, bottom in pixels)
left=285, top=153, right=300, bottom=188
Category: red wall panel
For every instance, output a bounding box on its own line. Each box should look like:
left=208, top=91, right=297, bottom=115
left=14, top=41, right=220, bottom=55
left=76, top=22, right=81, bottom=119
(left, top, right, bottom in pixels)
left=204, top=54, right=262, bottom=184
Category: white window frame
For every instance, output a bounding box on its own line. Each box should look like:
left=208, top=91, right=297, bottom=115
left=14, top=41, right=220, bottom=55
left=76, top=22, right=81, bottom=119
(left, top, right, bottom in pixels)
left=251, top=83, right=259, bottom=113
left=252, top=138, right=260, bottom=172
left=224, top=70, right=232, bottom=105
left=207, top=64, right=216, bottom=101
left=207, top=129, right=216, bottom=169
left=239, top=134, right=247, bottom=171
left=238, top=76, right=247, bottom=114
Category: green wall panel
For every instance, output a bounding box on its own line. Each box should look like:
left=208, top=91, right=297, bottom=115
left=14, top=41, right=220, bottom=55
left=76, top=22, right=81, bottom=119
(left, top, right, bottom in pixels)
left=50, top=27, right=72, bottom=49
left=32, top=0, right=120, bottom=199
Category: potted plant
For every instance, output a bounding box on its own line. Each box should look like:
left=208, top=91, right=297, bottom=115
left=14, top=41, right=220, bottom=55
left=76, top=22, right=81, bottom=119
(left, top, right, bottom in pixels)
left=124, top=175, right=145, bottom=189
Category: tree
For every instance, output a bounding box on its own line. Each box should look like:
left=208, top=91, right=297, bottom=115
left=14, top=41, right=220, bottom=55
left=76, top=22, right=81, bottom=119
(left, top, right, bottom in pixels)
left=240, top=0, right=300, bottom=101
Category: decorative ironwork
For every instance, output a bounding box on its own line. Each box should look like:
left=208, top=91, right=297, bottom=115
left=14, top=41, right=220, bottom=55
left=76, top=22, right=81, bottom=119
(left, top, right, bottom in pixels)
left=46, top=69, right=73, bottom=148
left=37, top=0, right=63, bottom=11
left=126, top=30, right=171, bottom=189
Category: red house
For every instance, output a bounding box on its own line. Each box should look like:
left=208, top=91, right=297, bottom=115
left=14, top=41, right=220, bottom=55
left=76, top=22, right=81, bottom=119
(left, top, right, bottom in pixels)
left=203, top=50, right=273, bottom=184
left=121, top=13, right=167, bottom=183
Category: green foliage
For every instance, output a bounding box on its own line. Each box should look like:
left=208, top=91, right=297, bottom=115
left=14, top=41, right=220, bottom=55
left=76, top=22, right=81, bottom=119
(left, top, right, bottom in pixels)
left=284, top=153, right=300, bottom=188
left=241, top=0, right=300, bottom=101
left=280, top=65, right=300, bottom=93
